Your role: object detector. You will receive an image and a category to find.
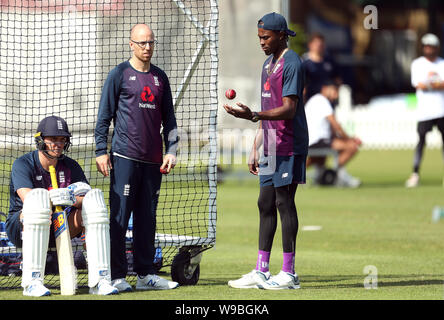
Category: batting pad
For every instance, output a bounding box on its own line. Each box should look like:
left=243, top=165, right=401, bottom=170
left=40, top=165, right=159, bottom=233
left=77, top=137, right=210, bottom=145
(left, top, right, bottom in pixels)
left=82, top=189, right=111, bottom=287
left=21, top=188, right=51, bottom=287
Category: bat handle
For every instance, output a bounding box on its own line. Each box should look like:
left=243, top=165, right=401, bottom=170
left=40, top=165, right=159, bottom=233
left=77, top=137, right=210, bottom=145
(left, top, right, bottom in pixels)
left=49, top=165, right=59, bottom=189
left=49, top=165, right=63, bottom=212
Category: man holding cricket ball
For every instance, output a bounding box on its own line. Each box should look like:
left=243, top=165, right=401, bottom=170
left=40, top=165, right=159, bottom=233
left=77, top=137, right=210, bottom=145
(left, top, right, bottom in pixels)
left=223, top=12, right=308, bottom=290
left=6, top=115, right=117, bottom=296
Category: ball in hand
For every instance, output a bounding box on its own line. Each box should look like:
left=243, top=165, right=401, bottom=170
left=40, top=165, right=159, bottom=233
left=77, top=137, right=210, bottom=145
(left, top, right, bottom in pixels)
left=225, top=89, right=236, bottom=100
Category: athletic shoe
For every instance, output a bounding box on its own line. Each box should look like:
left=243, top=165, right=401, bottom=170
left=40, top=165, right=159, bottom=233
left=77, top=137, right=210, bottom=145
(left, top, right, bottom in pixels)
left=135, top=274, right=179, bottom=290
left=261, top=270, right=301, bottom=290
left=111, top=278, right=133, bottom=292
left=336, top=168, right=361, bottom=188
left=228, top=269, right=270, bottom=289
left=309, top=164, right=325, bottom=185
left=405, top=173, right=419, bottom=188
left=90, top=278, right=119, bottom=295
left=23, top=279, right=51, bottom=297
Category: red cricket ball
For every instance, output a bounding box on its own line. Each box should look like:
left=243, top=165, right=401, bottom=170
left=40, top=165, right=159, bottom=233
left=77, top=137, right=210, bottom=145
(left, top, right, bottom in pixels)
left=225, top=89, right=236, bottom=100
left=160, top=167, right=169, bottom=174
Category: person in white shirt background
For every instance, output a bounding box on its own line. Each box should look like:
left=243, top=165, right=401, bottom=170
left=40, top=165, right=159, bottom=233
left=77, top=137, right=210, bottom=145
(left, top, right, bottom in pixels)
left=305, top=80, right=362, bottom=187
left=406, top=33, right=444, bottom=188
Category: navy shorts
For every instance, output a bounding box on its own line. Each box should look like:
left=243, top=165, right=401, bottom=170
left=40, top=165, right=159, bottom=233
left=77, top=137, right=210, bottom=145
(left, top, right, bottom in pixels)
left=259, top=154, right=307, bottom=187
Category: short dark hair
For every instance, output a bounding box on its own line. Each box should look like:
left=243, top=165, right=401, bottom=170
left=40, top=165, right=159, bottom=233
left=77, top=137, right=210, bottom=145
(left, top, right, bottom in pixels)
left=321, top=79, right=338, bottom=88
left=308, top=32, right=325, bottom=43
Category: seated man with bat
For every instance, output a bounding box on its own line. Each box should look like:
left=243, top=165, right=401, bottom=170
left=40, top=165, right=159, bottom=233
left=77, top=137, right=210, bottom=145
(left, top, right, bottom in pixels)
left=5, top=115, right=117, bottom=296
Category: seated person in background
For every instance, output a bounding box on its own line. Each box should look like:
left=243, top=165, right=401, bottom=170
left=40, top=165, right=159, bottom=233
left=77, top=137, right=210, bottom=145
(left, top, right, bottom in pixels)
left=305, top=81, right=362, bottom=187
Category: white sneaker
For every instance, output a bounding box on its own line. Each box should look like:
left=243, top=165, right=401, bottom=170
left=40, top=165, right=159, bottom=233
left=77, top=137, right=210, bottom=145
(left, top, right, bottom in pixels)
left=111, top=278, right=133, bottom=292
left=135, top=274, right=179, bottom=290
left=262, top=270, right=300, bottom=290
left=23, top=279, right=51, bottom=297
left=405, top=173, right=419, bottom=188
left=337, top=168, right=361, bottom=188
left=228, top=269, right=270, bottom=289
left=90, top=278, right=119, bottom=295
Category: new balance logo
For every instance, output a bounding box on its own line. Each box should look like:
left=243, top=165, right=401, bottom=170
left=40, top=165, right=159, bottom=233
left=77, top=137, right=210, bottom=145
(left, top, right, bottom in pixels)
left=154, top=76, right=159, bottom=86
left=129, top=76, right=136, bottom=81
left=99, top=270, right=109, bottom=277
left=147, top=279, right=158, bottom=286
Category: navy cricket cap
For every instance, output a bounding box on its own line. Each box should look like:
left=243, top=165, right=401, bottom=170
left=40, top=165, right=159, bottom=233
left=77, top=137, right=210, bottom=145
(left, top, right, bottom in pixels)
left=258, top=12, right=296, bottom=37
left=36, top=115, right=71, bottom=137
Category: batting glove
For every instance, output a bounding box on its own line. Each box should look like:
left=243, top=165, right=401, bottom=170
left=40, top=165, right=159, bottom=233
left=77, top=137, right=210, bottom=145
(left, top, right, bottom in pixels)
left=67, top=182, right=92, bottom=197
left=49, top=188, right=76, bottom=207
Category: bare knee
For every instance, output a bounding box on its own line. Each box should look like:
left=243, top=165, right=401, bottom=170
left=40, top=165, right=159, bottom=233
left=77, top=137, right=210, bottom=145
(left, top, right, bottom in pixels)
left=68, top=207, right=84, bottom=238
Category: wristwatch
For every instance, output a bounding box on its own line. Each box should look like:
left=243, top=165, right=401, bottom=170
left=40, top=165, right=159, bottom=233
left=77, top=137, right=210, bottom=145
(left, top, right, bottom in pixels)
left=251, top=112, right=260, bottom=122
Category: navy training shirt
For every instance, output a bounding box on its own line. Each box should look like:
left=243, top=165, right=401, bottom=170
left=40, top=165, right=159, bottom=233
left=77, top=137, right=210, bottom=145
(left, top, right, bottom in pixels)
left=302, top=54, right=339, bottom=101
left=95, top=60, right=178, bottom=164
left=260, top=49, right=308, bottom=156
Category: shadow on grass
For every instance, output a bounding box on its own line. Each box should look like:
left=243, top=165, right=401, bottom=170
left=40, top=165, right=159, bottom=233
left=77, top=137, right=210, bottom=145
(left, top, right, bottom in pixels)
left=191, top=273, right=443, bottom=290
left=303, top=179, right=443, bottom=189
left=300, top=274, right=444, bottom=289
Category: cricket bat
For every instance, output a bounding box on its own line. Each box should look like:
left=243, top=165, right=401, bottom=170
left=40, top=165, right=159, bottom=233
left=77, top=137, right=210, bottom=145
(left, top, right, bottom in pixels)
left=49, top=165, right=77, bottom=295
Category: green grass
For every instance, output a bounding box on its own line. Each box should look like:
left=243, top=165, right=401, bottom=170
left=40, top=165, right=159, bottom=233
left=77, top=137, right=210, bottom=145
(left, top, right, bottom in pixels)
left=1, top=149, right=444, bottom=300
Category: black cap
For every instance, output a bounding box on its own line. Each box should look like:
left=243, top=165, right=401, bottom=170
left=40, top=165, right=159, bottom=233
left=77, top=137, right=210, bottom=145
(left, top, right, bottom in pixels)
left=36, top=116, right=71, bottom=138
left=258, top=12, right=296, bottom=37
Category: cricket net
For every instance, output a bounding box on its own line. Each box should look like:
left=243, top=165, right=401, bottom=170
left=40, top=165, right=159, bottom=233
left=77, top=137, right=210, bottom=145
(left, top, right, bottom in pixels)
left=0, top=0, right=218, bottom=289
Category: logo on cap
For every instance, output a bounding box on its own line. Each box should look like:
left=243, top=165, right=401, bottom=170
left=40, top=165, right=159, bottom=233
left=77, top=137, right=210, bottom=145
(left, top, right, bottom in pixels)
left=36, top=116, right=71, bottom=137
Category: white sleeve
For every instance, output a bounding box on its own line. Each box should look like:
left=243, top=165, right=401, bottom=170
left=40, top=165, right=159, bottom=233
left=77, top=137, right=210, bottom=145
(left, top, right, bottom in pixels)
left=319, top=97, right=334, bottom=118
left=411, top=59, right=420, bottom=87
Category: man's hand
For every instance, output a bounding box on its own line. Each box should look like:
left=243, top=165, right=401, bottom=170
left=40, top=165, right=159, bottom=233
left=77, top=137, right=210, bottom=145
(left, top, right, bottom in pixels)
left=223, top=102, right=253, bottom=120
left=96, top=154, right=112, bottom=177
left=67, top=182, right=91, bottom=197
left=248, top=148, right=259, bottom=175
left=160, top=154, right=176, bottom=174
left=353, top=137, right=363, bottom=146
left=49, top=188, right=75, bottom=207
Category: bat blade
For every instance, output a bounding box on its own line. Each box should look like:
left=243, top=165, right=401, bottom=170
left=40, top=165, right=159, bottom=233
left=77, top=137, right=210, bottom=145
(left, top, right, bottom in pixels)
left=49, top=165, right=77, bottom=295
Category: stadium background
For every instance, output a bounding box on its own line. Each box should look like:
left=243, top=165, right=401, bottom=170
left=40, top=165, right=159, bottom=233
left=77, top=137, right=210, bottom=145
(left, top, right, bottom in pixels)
left=218, top=0, right=444, bottom=157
